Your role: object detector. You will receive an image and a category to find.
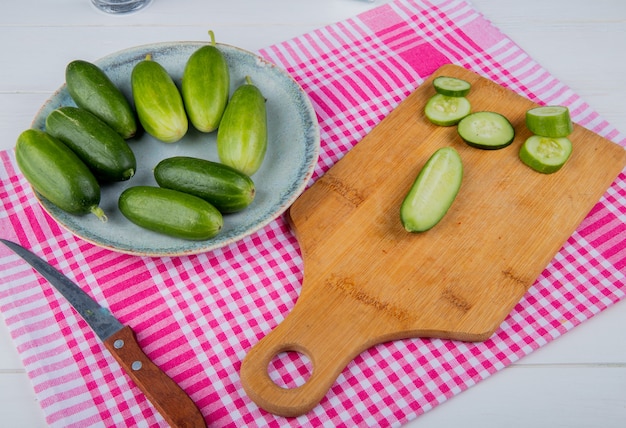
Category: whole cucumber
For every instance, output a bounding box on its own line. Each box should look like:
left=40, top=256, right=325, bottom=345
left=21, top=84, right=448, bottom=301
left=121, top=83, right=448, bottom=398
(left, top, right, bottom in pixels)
left=15, top=129, right=106, bottom=221
left=131, top=54, right=188, bottom=143
left=217, top=76, right=267, bottom=176
left=118, top=186, right=223, bottom=240
left=65, top=60, right=137, bottom=139
left=154, top=156, right=255, bottom=213
left=45, top=106, right=137, bottom=182
left=182, top=31, right=230, bottom=132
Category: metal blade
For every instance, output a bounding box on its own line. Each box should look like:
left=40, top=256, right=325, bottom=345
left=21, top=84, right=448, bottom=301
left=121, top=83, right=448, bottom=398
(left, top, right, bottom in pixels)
left=1, top=238, right=124, bottom=341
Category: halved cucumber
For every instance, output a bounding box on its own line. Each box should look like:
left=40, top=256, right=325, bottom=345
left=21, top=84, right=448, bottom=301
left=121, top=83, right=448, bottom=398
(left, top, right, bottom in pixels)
left=457, top=111, right=515, bottom=150
left=519, top=135, right=572, bottom=174
left=526, top=105, right=573, bottom=138
left=433, top=76, right=471, bottom=97
left=424, top=94, right=471, bottom=126
left=400, top=147, right=463, bottom=233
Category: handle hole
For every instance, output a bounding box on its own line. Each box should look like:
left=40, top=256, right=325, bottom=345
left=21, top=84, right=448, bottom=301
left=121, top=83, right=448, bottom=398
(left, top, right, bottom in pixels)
left=268, top=350, right=312, bottom=389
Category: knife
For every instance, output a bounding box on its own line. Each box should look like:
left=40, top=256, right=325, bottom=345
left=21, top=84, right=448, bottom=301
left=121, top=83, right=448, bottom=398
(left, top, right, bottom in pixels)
left=0, top=238, right=206, bottom=428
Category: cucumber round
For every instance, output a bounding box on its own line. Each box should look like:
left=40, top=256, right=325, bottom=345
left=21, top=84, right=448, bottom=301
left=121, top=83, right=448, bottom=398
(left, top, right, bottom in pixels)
left=457, top=111, right=515, bottom=150
left=217, top=76, right=267, bottom=176
left=525, top=105, right=573, bottom=138
left=400, top=147, right=463, bottom=232
left=424, top=94, right=471, bottom=126
left=45, top=106, right=136, bottom=182
left=65, top=60, right=137, bottom=139
left=182, top=31, right=230, bottom=133
left=519, top=135, right=573, bottom=174
left=433, top=76, right=471, bottom=97
left=154, top=156, right=255, bottom=213
left=118, top=186, right=223, bottom=240
left=15, top=129, right=106, bottom=220
left=131, top=54, right=188, bottom=143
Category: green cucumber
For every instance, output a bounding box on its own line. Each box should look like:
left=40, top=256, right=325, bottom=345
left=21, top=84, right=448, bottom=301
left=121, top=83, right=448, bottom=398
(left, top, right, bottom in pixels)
left=519, top=135, right=572, bottom=174
left=217, top=76, right=267, bottom=176
left=118, top=186, right=223, bottom=240
left=131, top=54, right=188, bottom=143
left=154, top=156, right=255, bottom=213
left=525, top=105, right=573, bottom=138
left=15, top=129, right=106, bottom=220
left=65, top=60, right=137, bottom=139
left=424, top=94, right=471, bottom=126
left=400, top=147, right=463, bottom=232
left=182, top=31, right=230, bottom=132
left=433, top=76, right=471, bottom=97
left=457, top=111, right=515, bottom=150
left=45, top=106, right=136, bottom=182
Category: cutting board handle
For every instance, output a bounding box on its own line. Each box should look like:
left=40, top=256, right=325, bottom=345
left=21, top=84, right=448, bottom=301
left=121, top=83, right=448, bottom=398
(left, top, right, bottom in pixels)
left=240, top=293, right=364, bottom=417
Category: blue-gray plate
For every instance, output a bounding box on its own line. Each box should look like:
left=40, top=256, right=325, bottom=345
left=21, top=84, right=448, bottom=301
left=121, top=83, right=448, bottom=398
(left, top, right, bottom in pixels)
left=32, top=42, right=320, bottom=257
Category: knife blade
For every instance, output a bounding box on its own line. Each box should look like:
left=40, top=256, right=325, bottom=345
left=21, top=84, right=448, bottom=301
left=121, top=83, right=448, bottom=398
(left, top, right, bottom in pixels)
left=0, top=238, right=206, bottom=428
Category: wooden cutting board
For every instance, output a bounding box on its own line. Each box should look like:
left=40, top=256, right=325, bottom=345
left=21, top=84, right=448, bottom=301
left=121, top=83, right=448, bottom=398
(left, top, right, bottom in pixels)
left=240, top=64, right=626, bottom=417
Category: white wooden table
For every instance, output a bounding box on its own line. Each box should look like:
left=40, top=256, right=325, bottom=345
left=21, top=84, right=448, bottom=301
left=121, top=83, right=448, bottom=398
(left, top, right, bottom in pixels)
left=1, top=1, right=624, bottom=426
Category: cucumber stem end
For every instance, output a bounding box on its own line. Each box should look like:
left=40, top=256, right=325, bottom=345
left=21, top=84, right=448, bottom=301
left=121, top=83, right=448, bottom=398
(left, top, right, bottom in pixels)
left=90, top=206, right=108, bottom=223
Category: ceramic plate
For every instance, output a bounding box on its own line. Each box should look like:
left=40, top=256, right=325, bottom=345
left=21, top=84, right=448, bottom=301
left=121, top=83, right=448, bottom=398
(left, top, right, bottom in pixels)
left=32, top=42, right=320, bottom=257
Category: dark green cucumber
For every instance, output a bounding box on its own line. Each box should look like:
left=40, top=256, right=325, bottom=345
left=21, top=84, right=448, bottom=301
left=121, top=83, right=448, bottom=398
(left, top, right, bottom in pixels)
left=118, top=186, right=223, bottom=240
left=182, top=31, right=230, bottom=132
left=217, top=76, right=267, bottom=176
left=15, top=129, right=106, bottom=220
left=154, top=156, right=255, bottom=213
left=131, top=54, right=188, bottom=143
left=65, top=60, right=137, bottom=139
left=45, top=106, right=136, bottom=182
left=457, top=111, right=515, bottom=150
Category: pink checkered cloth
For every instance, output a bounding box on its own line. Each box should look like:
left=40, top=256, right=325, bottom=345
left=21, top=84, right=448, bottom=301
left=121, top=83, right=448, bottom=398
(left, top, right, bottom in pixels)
left=1, top=0, right=625, bottom=426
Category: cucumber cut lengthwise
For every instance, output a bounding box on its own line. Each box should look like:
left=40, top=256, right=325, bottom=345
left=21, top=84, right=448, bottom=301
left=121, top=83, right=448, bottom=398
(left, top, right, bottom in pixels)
left=400, top=147, right=463, bottom=233
left=457, top=111, right=515, bottom=150
left=519, top=135, right=573, bottom=174
left=526, top=105, right=573, bottom=138
left=424, top=94, right=471, bottom=126
left=433, top=76, right=471, bottom=97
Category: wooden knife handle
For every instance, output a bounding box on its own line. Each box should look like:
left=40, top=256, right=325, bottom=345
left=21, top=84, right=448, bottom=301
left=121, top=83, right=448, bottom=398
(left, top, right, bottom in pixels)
left=103, top=326, right=206, bottom=428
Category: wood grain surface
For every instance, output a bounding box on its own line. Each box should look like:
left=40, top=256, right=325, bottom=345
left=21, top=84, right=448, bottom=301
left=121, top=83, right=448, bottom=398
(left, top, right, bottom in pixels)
left=240, top=64, right=626, bottom=417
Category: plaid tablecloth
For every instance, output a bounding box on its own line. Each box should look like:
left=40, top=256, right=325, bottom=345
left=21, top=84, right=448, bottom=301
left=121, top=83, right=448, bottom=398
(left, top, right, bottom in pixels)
left=1, top=0, right=624, bottom=426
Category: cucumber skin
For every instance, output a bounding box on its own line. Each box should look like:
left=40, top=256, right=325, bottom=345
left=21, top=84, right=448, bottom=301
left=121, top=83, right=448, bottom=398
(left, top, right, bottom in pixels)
left=131, top=57, right=188, bottom=143
left=154, top=156, right=255, bottom=213
left=65, top=60, right=137, bottom=139
left=217, top=79, right=267, bottom=176
left=15, top=129, right=102, bottom=216
left=119, top=186, right=223, bottom=240
left=45, top=106, right=137, bottom=182
left=182, top=44, right=230, bottom=132
left=400, top=147, right=463, bottom=232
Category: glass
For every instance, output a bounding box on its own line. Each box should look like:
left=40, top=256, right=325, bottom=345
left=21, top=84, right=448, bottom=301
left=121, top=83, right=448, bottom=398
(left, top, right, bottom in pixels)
left=91, top=0, right=152, bottom=14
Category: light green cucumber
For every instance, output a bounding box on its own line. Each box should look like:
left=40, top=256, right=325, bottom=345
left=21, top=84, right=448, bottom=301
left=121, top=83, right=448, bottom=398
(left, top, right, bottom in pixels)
left=45, top=106, right=136, bottom=182
left=131, top=54, right=188, bottom=143
left=154, top=156, right=255, bottom=213
left=519, top=135, right=572, bottom=174
left=182, top=31, right=230, bottom=132
left=525, top=105, right=573, bottom=138
left=65, top=60, right=137, bottom=139
left=400, top=147, right=463, bottom=232
left=15, top=129, right=106, bottom=221
left=217, top=76, right=267, bottom=176
left=118, top=186, right=223, bottom=240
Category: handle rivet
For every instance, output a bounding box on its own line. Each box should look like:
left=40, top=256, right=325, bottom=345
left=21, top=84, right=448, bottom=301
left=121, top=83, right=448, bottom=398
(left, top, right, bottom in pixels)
left=113, top=339, right=124, bottom=349
left=131, top=361, right=143, bottom=371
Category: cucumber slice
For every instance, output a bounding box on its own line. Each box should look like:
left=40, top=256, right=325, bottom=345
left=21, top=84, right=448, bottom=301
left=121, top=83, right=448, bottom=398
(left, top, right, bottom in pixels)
left=519, top=135, right=572, bottom=174
left=457, top=111, right=515, bottom=150
left=424, top=94, right=471, bottom=126
left=400, top=147, right=463, bottom=233
left=526, top=105, right=573, bottom=137
left=433, top=76, right=471, bottom=97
